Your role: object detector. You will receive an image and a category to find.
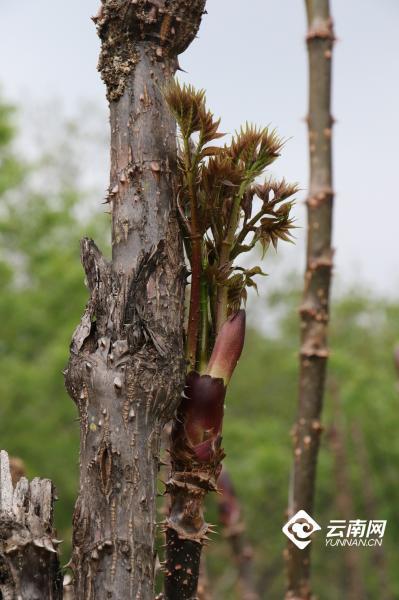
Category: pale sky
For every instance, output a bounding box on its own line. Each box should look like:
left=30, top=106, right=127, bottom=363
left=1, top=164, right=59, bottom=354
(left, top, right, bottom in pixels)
left=1, top=0, right=398, bottom=295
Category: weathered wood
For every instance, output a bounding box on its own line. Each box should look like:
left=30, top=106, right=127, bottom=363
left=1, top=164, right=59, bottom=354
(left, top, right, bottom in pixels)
left=65, top=2, right=206, bottom=598
left=0, top=450, right=62, bottom=599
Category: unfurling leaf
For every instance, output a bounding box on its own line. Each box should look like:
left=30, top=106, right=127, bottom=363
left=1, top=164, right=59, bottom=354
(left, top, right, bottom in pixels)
left=229, top=124, right=284, bottom=180
left=254, top=178, right=299, bottom=211
left=164, top=79, right=223, bottom=145
left=202, top=156, right=245, bottom=193
left=245, top=265, right=267, bottom=277
left=200, top=112, right=224, bottom=144
left=226, top=273, right=247, bottom=312
left=199, top=145, right=226, bottom=159
left=164, top=80, right=205, bottom=138
left=256, top=211, right=296, bottom=254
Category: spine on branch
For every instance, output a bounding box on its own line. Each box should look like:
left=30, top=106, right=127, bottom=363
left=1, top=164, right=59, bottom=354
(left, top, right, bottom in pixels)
left=285, top=1, right=335, bottom=598
left=64, top=2, right=206, bottom=598
left=0, top=450, right=62, bottom=599
left=163, top=81, right=297, bottom=598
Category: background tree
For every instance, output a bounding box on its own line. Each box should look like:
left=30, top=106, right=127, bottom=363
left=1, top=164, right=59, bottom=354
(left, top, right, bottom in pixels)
left=217, top=468, right=258, bottom=600
left=285, top=1, right=335, bottom=597
left=327, top=380, right=365, bottom=600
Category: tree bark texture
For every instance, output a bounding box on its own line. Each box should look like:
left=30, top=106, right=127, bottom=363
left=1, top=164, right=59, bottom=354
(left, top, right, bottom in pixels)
left=286, top=1, right=335, bottom=598
left=65, top=2, right=206, bottom=598
left=0, top=450, right=62, bottom=599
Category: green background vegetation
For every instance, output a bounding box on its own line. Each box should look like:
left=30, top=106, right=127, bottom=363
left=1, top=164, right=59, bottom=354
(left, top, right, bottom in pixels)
left=1, top=97, right=398, bottom=599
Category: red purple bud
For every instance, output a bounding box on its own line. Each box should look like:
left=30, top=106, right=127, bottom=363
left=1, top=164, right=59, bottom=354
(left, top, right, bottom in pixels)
left=183, top=373, right=225, bottom=444
left=171, top=311, right=245, bottom=463
left=206, top=310, right=246, bottom=384
left=172, top=372, right=225, bottom=463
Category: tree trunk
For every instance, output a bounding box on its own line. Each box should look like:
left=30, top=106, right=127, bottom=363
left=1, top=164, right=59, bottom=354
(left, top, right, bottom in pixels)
left=217, top=469, right=258, bottom=600
left=351, top=421, right=391, bottom=600
left=328, top=382, right=365, bottom=600
left=286, top=1, right=335, bottom=598
left=65, top=2, right=206, bottom=598
left=0, top=450, right=62, bottom=599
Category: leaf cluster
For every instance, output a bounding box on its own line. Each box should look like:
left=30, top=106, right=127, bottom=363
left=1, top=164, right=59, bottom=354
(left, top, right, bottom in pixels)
left=165, top=80, right=297, bottom=315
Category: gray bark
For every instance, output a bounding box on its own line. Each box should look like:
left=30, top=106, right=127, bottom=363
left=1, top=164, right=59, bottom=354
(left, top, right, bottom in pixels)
left=64, top=1, right=206, bottom=598
left=0, top=450, right=62, bottom=599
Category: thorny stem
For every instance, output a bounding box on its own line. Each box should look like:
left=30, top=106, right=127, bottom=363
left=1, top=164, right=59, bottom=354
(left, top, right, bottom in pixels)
left=285, top=1, right=335, bottom=598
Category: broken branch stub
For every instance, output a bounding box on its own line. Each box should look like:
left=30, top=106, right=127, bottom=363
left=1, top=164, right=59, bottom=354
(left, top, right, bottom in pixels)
left=0, top=450, right=62, bottom=599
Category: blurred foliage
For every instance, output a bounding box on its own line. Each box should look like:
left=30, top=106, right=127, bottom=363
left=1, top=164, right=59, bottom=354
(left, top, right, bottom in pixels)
left=1, top=96, right=398, bottom=598
left=0, top=95, right=108, bottom=562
